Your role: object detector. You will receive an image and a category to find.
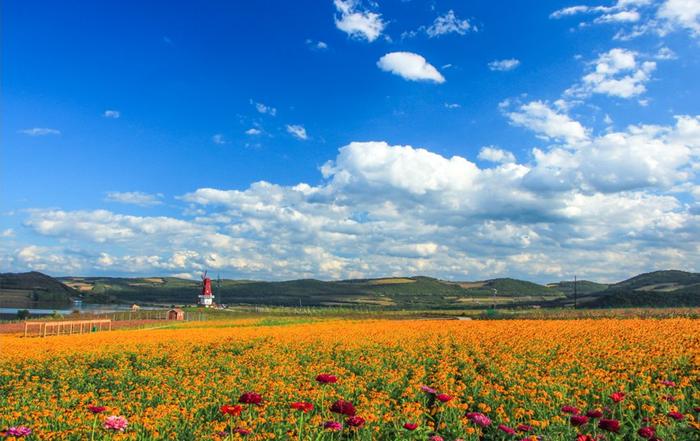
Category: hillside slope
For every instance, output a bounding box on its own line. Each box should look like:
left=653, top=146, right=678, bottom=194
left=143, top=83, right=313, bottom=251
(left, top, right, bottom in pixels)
left=0, top=271, right=77, bottom=307
left=587, top=270, right=700, bottom=308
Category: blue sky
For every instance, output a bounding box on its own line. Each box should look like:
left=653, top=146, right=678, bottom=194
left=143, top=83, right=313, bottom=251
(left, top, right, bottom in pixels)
left=2, top=0, right=700, bottom=282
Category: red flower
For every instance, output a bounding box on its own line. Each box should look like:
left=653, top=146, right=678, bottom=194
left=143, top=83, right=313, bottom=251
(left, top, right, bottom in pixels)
left=576, top=436, right=595, bottom=441
left=220, top=404, right=243, bottom=416
left=403, top=423, right=418, bottom=431
left=330, top=399, right=356, bottom=416
left=436, top=393, right=452, bottom=403
left=517, top=424, right=534, bottom=432
left=570, top=415, right=589, bottom=427
left=345, top=416, right=365, bottom=428
left=610, top=392, right=626, bottom=403
left=315, top=374, right=338, bottom=384
left=561, top=405, right=580, bottom=414
left=291, top=402, right=314, bottom=413
left=598, top=418, right=620, bottom=433
left=233, top=428, right=251, bottom=435
left=637, top=426, right=656, bottom=439
left=88, top=405, right=107, bottom=414
left=238, top=392, right=262, bottom=405
left=660, top=380, right=675, bottom=387
left=497, top=424, right=516, bottom=435
left=667, top=411, right=684, bottom=421
left=585, top=409, right=603, bottom=419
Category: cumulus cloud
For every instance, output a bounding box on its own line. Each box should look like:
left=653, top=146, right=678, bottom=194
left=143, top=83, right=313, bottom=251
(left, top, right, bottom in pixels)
left=12, top=110, right=699, bottom=282
left=426, top=10, right=475, bottom=37
left=103, top=110, right=120, bottom=119
left=18, top=128, right=61, bottom=136
left=105, top=191, right=164, bottom=207
left=286, top=124, right=308, bottom=140
left=478, top=146, right=516, bottom=164
left=488, top=58, right=520, bottom=71
left=507, top=101, right=589, bottom=144
left=567, top=48, right=656, bottom=99
left=334, top=0, right=386, bottom=42
left=658, top=0, right=700, bottom=36
left=377, top=52, right=445, bottom=83
left=245, top=128, right=262, bottom=135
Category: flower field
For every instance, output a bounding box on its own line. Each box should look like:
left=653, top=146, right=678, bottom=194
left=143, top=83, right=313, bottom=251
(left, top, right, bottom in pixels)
left=1, top=318, right=698, bottom=440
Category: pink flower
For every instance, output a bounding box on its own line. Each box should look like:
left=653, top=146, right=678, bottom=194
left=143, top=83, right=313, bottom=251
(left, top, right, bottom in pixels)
left=323, top=421, right=343, bottom=431
left=570, top=415, right=589, bottom=427
left=667, top=411, right=684, bottom=421
left=421, top=385, right=437, bottom=394
left=561, top=405, right=580, bottom=414
left=610, top=392, right=625, bottom=403
left=436, top=393, right=452, bottom=403
left=5, top=426, right=32, bottom=437
left=103, top=415, right=128, bottom=432
left=660, top=380, right=676, bottom=387
left=465, top=412, right=492, bottom=427
left=429, top=436, right=444, bottom=441
left=498, top=424, right=516, bottom=435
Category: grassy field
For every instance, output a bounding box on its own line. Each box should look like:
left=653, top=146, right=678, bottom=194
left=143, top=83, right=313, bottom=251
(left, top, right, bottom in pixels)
left=1, top=314, right=698, bottom=440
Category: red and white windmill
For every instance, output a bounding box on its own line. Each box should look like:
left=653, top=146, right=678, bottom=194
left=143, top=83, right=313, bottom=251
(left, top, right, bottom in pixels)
left=198, top=270, right=215, bottom=307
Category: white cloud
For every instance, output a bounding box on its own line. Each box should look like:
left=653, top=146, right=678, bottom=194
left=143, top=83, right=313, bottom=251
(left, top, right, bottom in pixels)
left=105, top=191, right=164, bottom=207
left=14, top=115, right=699, bottom=281
left=444, top=103, right=461, bottom=109
left=212, top=134, right=227, bottom=145
left=306, top=39, right=328, bottom=50
left=655, top=46, right=677, bottom=59
left=286, top=124, right=308, bottom=140
left=18, top=128, right=60, bottom=136
left=488, top=58, right=521, bottom=71
left=550, top=0, right=700, bottom=38
left=1, top=229, right=14, bottom=238
left=377, top=52, right=445, bottom=83
left=567, top=48, right=656, bottom=99
left=103, top=110, right=121, bottom=119
left=245, top=128, right=262, bottom=135
left=334, top=0, right=386, bottom=42
left=658, top=0, right=700, bottom=36
left=507, top=101, right=589, bottom=144
left=251, top=100, right=277, bottom=116
left=426, top=10, right=475, bottom=37
left=478, top=146, right=516, bottom=164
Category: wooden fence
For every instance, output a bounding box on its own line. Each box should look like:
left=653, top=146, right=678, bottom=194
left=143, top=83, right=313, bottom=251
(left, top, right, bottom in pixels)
left=24, top=319, right=112, bottom=337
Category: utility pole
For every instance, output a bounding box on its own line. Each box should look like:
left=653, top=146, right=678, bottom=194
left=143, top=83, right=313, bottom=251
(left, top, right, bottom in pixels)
left=492, top=288, right=497, bottom=310
left=573, top=275, right=578, bottom=309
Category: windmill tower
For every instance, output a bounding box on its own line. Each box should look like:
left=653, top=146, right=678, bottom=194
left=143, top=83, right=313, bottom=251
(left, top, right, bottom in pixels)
left=198, top=270, right=215, bottom=307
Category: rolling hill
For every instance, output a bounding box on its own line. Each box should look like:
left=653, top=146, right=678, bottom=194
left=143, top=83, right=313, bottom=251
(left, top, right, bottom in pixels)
left=0, top=271, right=77, bottom=307
left=2, top=270, right=697, bottom=310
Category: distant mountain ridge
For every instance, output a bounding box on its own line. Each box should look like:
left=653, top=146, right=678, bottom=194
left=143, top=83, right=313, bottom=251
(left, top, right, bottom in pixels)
left=1, top=269, right=698, bottom=309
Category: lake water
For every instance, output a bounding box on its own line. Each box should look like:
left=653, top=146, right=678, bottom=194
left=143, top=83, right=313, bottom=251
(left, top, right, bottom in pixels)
left=0, top=303, right=163, bottom=316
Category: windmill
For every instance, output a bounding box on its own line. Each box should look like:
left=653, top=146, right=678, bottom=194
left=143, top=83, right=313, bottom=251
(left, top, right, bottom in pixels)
left=198, top=270, right=215, bottom=307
